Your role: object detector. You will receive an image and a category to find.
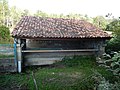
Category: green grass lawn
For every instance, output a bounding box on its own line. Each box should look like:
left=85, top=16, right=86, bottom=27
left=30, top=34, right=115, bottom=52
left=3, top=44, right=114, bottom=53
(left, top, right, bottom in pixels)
left=0, top=56, right=118, bottom=90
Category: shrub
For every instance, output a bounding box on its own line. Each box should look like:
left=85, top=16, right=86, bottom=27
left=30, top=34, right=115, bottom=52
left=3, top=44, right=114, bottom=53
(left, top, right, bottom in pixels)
left=97, top=52, right=120, bottom=76
left=0, top=25, right=10, bottom=41
left=105, top=18, right=120, bottom=53
left=96, top=52, right=120, bottom=90
left=105, top=38, right=120, bottom=53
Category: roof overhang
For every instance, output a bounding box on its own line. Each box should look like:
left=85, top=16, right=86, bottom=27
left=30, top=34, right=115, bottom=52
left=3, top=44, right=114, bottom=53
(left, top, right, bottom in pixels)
left=12, top=35, right=112, bottom=40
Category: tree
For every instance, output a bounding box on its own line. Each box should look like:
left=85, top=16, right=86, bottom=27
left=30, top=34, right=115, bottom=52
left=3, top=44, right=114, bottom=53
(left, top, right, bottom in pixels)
left=0, top=25, right=10, bottom=40
left=0, top=0, right=9, bottom=25
left=106, top=18, right=120, bottom=38
left=113, top=21, right=120, bottom=39
left=21, top=9, right=30, bottom=16
left=105, top=18, right=120, bottom=53
left=59, top=13, right=64, bottom=18
left=65, top=13, right=83, bottom=19
left=10, top=6, right=23, bottom=27
left=106, top=19, right=120, bottom=33
left=34, top=10, right=48, bottom=17
left=93, top=16, right=108, bottom=30
left=49, top=14, right=58, bottom=18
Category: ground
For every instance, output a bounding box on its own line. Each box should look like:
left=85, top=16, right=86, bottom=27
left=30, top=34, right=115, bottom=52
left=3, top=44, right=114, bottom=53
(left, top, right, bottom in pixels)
left=0, top=56, right=117, bottom=90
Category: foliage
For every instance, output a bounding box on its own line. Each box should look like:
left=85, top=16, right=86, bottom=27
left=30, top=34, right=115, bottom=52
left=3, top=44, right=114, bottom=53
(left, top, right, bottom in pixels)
left=34, top=10, right=48, bottom=17
left=0, top=0, right=9, bottom=25
left=105, top=38, right=120, bottom=53
left=96, top=52, right=120, bottom=90
left=106, top=18, right=120, bottom=32
left=93, top=16, right=108, bottom=30
left=105, top=18, right=120, bottom=53
left=110, top=52, right=120, bottom=76
left=34, top=11, right=92, bottom=22
left=0, top=25, right=10, bottom=40
left=9, top=6, right=23, bottom=27
left=0, top=0, right=112, bottom=30
left=97, top=52, right=120, bottom=76
left=90, top=71, right=120, bottom=90
left=21, top=9, right=30, bottom=16
left=97, top=77, right=120, bottom=90
left=0, top=1, right=30, bottom=28
left=0, top=37, right=13, bottom=44
left=112, top=19, right=120, bottom=39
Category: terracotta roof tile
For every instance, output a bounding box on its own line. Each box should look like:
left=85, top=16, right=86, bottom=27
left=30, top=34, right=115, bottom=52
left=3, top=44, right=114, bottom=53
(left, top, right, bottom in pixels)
left=12, top=16, right=111, bottom=39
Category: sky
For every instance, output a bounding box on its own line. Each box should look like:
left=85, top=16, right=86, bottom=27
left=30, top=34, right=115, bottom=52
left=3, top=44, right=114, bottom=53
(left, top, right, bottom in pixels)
left=8, top=0, right=120, bottom=17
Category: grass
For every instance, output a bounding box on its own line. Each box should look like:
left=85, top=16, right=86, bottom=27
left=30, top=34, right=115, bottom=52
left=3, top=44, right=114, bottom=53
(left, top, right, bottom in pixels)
left=0, top=56, right=117, bottom=90
left=0, top=54, right=14, bottom=59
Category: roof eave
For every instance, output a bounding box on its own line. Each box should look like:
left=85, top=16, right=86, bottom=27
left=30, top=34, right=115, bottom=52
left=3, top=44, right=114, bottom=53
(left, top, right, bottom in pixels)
left=12, top=35, right=112, bottom=40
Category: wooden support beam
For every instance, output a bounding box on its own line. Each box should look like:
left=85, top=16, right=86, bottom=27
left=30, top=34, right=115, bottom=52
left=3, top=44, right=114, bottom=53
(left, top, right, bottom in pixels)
left=21, top=39, right=26, bottom=50
left=22, top=49, right=98, bottom=53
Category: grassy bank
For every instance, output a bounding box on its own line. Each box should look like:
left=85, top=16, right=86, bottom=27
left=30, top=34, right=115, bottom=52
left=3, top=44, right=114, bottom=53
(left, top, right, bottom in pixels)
left=0, top=56, right=117, bottom=90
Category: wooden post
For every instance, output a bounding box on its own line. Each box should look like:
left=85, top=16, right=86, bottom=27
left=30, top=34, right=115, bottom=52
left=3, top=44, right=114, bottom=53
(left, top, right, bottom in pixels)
left=16, top=38, right=22, bottom=73
left=14, top=38, right=17, bottom=71
left=21, top=39, right=26, bottom=50
left=21, top=39, right=26, bottom=68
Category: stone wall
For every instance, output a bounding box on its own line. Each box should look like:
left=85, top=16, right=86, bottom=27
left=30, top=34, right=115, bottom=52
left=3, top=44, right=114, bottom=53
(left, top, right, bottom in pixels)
left=0, top=59, right=17, bottom=72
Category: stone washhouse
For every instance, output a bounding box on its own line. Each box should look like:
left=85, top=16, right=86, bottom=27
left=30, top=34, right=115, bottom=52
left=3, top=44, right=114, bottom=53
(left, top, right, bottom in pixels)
left=12, top=16, right=111, bottom=72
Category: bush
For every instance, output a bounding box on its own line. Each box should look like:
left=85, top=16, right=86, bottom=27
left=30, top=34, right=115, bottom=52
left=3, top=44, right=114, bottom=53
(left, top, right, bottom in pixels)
left=105, top=38, right=120, bottom=53
left=0, top=25, right=10, bottom=41
left=105, top=18, right=120, bottom=53
left=96, top=52, right=120, bottom=90
left=97, top=52, right=120, bottom=76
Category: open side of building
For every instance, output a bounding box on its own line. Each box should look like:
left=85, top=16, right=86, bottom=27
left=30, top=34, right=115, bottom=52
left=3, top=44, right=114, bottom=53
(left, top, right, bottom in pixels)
left=12, top=16, right=112, bottom=72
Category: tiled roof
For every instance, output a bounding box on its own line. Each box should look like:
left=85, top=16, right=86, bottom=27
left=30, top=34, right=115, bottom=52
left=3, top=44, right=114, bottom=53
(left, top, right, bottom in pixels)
left=12, top=16, right=111, bottom=39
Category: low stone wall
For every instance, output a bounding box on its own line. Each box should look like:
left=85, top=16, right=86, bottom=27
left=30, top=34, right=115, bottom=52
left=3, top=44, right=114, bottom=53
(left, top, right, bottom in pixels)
left=0, top=59, right=17, bottom=72
left=24, top=51, right=96, bottom=66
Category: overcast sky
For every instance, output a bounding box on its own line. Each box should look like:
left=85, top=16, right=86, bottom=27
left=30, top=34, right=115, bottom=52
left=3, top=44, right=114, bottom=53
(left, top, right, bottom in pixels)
left=8, top=0, right=120, bottom=17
